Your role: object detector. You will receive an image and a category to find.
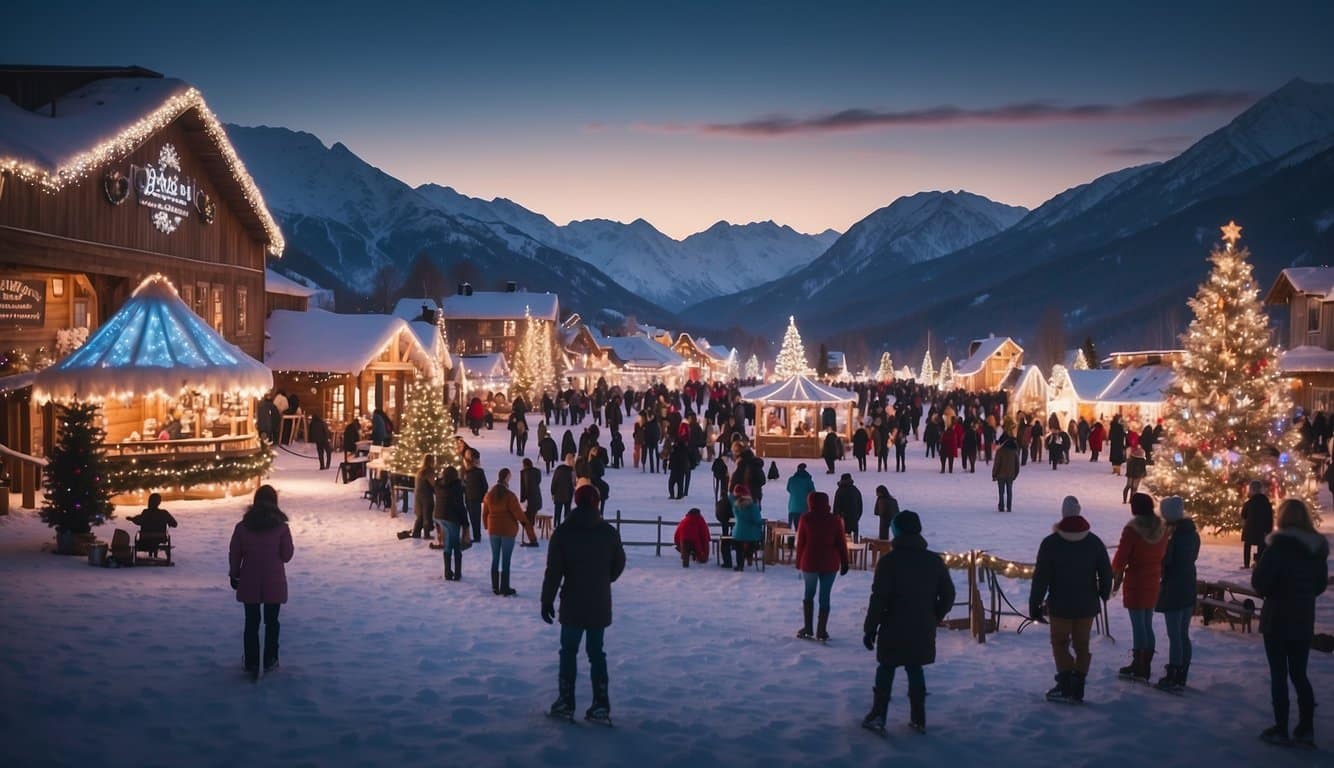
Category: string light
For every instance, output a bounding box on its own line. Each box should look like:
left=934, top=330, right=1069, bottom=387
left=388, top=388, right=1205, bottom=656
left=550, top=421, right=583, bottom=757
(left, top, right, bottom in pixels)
left=876, top=352, right=894, bottom=382
left=919, top=350, right=935, bottom=386
left=387, top=377, right=461, bottom=475
left=745, top=354, right=761, bottom=380
left=105, top=441, right=274, bottom=493
left=775, top=316, right=809, bottom=378
left=0, top=86, right=284, bottom=255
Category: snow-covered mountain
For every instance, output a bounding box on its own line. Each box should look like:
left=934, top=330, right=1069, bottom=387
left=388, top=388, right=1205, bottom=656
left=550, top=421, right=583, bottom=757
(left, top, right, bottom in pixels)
left=416, top=184, right=837, bottom=309
left=1013, top=164, right=1157, bottom=231
left=225, top=125, right=672, bottom=323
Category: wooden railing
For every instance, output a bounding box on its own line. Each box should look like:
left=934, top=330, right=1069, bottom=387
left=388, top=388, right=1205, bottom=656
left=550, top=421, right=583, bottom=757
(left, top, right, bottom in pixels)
left=0, top=441, right=46, bottom=510
left=105, top=433, right=259, bottom=458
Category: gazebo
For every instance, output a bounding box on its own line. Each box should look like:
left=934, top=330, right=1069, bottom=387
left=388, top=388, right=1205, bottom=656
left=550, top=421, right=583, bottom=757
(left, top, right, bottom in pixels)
left=32, top=274, right=273, bottom=499
left=742, top=375, right=857, bottom=458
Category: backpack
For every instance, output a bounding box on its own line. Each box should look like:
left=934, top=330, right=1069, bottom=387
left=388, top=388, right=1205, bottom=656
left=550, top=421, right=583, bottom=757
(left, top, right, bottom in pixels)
left=715, top=497, right=733, bottom=524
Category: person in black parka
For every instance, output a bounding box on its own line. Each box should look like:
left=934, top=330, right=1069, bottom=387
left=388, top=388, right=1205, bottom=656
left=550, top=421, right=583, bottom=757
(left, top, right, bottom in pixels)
left=1154, top=496, right=1199, bottom=693
left=308, top=414, right=332, bottom=470
left=833, top=473, right=863, bottom=542
left=1241, top=480, right=1274, bottom=569
left=550, top=454, right=575, bottom=528
left=821, top=430, right=841, bottom=475
left=861, top=511, right=956, bottom=733
left=541, top=485, right=627, bottom=722
left=1252, top=499, right=1329, bottom=748
left=1108, top=415, right=1126, bottom=475
left=463, top=452, right=488, bottom=542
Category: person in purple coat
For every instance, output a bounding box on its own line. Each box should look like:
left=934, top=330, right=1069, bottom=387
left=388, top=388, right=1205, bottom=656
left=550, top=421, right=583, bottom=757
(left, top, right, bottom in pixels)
left=228, top=485, right=295, bottom=680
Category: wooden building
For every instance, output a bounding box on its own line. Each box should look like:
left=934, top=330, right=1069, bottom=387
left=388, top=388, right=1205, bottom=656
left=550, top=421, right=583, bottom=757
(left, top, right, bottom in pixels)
left=440, top=283, right=559, bottom=362
left=1265, top=267, right=1334, bottom=412
left=266, top=268, right=317, bottom=313
left=953, top=336, right=1023, bottom=392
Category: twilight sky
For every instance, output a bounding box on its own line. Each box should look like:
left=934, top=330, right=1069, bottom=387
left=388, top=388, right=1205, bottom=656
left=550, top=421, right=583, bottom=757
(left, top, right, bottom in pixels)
left=7, top=0, right=1334, bottom=237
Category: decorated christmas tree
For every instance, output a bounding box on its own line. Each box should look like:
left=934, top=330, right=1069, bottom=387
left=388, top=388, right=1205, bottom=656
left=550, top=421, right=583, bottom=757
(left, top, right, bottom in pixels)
left=41, top=400, right=115, bottom=537
left=510, top=306, right=556, bottom=405
left=389, top=377, right=460, bottom=475
left=744, top=353, right=760, bottom=380
left=938, top=356, right=955, bottom=389
left=774, top=315, right=808, bottom=378
left=1072, top=348, right=1091, bottom=370
left=1148, top=221, right=1319, bottom=531
left=1048, top=364, right=1072, bottom=398
left=919, top=350, right=935, bottom=386
left=876, top=352, right=894, bottom=382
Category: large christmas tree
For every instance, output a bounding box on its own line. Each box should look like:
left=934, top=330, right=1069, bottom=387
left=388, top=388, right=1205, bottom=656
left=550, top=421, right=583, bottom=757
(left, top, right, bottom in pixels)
left=938, top=356, right=955, bottom=390
left=509, top=306, right=555, bottom=405
left=41, top=400, right=115, bottom=536
left=774, top=316, right=808, bottom=378
left=744, top=353, right=760, bottom=380
left=876, top=352, right=894, bottom=382
left=1149, top=221, right=1319, bottom=531
left=919, top=350, right=935, bottom=386
left=389, top=378, right=461, bottom=475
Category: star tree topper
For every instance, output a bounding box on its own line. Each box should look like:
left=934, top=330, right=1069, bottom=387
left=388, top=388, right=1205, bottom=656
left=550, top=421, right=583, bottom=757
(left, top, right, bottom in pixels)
left=1220, top=220, right=1243, bottom=247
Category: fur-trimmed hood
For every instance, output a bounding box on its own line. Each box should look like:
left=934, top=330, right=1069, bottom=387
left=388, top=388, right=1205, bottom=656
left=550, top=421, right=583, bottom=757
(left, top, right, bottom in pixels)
left=1054, top=515, right=1090, bottom=542
left=1124, top=514, right=1165, bottom=544
left=1266, top=527, right=1330, bottom=557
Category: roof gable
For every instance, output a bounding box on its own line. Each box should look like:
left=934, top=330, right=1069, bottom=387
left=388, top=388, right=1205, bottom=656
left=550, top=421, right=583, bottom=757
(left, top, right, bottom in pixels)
left=956, top=336, right=1021, bottom=376
left=1265, top=267, right=1334, bottom=305
left=265, top=309, right=432, bottom=374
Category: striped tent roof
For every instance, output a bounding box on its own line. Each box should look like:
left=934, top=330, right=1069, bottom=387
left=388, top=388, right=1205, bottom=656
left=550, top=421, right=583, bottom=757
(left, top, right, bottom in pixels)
left=741, top=375, right=856, bottom=404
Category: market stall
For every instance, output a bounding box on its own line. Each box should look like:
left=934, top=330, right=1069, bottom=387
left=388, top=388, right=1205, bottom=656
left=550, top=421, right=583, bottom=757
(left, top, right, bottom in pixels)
left=742, top=375, right=857, bottom=459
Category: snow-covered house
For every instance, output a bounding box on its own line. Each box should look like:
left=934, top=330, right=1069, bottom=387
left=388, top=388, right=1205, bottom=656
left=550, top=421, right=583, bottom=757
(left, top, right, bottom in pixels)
left=954, top=336, right=1023, bottom=391
left=601, top=335, right=687, bottom=388
left=266, top=269, right=319, bottom=313
left=265, top=309, right=435, bottom=428
left=670, top=333, right=733, bottom=382
left=1265, top=267, right=1334, bottom=412
left=458, top=353, right=511, bottom=398
left=440, top=283, right=559, bottom=364
left=1092, top=364, right=1175, bottom=425
left=1048, top=368, right=1119, bottom=426
left=1002, top=365, right=1049, bottom=416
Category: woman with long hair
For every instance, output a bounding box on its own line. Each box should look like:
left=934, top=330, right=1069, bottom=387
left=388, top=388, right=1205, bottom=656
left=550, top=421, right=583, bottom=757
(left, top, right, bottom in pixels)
left=434, top=465, right=468, bottom=581
left=228, top=485, right=294, bottom=681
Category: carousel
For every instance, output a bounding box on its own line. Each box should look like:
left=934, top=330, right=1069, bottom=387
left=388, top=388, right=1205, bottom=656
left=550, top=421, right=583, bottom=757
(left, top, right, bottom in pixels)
left=32, top=274, right=274, bottom=501
left=743, top=375, right=857, bottom=458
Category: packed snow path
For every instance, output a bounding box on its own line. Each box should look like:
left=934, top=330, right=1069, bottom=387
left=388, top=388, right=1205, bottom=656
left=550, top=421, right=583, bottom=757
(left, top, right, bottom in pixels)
left=3, top=422, right=1330, bottom=767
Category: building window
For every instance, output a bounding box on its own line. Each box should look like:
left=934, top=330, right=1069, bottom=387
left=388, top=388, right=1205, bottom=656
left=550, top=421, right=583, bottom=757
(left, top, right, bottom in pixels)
left=481, top=339, right=493, bottom=353
left=211, top=284, right=225, bottom=333
left=503, top=320, right=517, bottom=337
left=72, top=297, right=90, bottom=329
left=478, top=321, right=493, bottom=336
left=195, top=282, right=209, bottom=318
left=456, top=338, right=467, bottom=354
left=388, top=384, right=397, bottom=412
left=236, top=287, right=249, bottom=334
left=354, top=384, right=361, bottom=414
left=181, top=283, right=194, bottom=312
left=332, top=385, right=346, bottom=423
left=1308, top=298, right=1321, bottom=334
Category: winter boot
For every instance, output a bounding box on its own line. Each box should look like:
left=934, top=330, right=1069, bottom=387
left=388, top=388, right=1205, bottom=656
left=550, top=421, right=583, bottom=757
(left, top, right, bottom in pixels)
left=1175, top=662, right=1189, bottom=689
left=681, top=550, right=690, bottom=568
left=491, top=568, right=501, bottom=595
left=443, top=549, right=454, bottom=581
left=796, top=599, right=814, bottom=640
left=585, top=681, right=611, bottom=724
left=908, top=688, right=927, bottom=733
left=816, top=610, right=831, bottom=642
left=1117, top=650, right=1139, bottom=679
left=720, top=543, right=733, bottom=569
left=1135, top=650, right=1154, bottom=683
left=1260, top=725, right=1291, bottom=747
left=861, top=687, right=890, bottom=732
left=1069, top=671, right=1087, bottom=703
left=1293, top=706, right=1316, bottom=750
left=453, top=550, right=462, bottom=581
left=500, top=570, right=517, bottom=597
left=1046, top=671, right=1073, bottom=702
left=1154, top=664, right=1178, bottom=692
left=548, top=676, right=575, bottom=721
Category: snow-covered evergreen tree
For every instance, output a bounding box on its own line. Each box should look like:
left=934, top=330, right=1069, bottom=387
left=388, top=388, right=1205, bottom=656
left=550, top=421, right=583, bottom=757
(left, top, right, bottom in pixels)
left=389, top=377, right=460, bottom=475
left=744, top=354, right=760, bottom=380
left=938, top=356, right=955, bottom=389
left=919, top=350, right=935, bottom=386
left=774, top=315, right=808, bottom=378
left=1072, top=348, right=1091, bottom=371
left=1148, top=222, right=1319, bottom=531
left=876, top=352, right=894, bottom=382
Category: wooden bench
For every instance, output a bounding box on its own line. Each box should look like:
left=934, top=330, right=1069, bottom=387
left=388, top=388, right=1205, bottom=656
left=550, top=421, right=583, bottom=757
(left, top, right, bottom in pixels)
left=1196, top=580, right=1258, bottom=632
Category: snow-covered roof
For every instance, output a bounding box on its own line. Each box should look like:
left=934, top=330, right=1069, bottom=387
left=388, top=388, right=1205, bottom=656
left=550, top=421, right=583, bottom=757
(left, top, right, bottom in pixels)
left=391, top=297, right=439, bottom=322
left=265, top=309, right=432, bottom=374
left=265, top=269, right=317, bottom=298
left=0, top=371, right=36, bottom=394
left=1065, top=370, right=1119, bottom=400
left=1005, top=364, right=1049, bottom=394
left=441, top=291, right=558, bottom=322
left=1278, top=345, right=1334, bottom=374
left=1267, top=267, right=1334, bottom=303
left=459, top=353, right=510, bottom=379
left=1096, top=365, right=1175, bottom=404
left=709, top=345, right=733, bottom=362
left=955, top=336, right=1018, bottom=376
left=0, top=76, right=284, bottom=254
left=33, top=274, right=271, bottom=402
left=742, top=375, right=857, bottom=404
left=602, top=335, right=685, bottom=369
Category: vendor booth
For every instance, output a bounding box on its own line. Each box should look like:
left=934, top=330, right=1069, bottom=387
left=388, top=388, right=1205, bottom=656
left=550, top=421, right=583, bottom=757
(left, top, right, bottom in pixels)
left=743, top=375, right=857, bottom=458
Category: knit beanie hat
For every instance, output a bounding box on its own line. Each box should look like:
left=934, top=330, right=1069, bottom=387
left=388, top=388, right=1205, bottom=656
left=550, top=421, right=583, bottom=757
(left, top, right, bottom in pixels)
left=1159, top=495, right=1186, bottom=522
left=1060, top=495, right=1082, bottom=518
left=891, top=510, right=922, bottom=538
left=1129, top=492, right=1155, bottom=517
left=807, top=491, right=831, bottom=516
left=573, top=484, right=600, bottom=508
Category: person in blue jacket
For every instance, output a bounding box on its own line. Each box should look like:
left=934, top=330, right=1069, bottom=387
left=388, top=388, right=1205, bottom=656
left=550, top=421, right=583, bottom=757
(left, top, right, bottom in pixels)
left=785, top=463, right=816, bottom=530
left=729, top=484, right=764, bottom=572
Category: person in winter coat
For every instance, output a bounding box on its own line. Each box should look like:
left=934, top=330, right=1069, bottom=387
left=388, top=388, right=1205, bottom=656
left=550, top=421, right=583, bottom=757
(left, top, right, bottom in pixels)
left=1029, top=496, right=1113, bottom=703
left=561, top=429, right=578, bottom=468
left=961, top=422, right=979, bottom=473
left=412, top=455, right=435, bottom=538
left=1118, top=444, right=1147, bottom=503
left=1108, top=415, right=1126, bottom=475
left=667, top=439, right=691, bottom=500
left=466, top=398, right=486, bottom=436
left=822, top=430, right=841, bottom=474
left=1076, top=417, right=1090, bottom=454
left=539, top=431, right=559, bottom=474
left=519, top=458, right=543, bottom=548
left=341, top=420, right=361, bottom=461
left=1154, top=497, right=1199, bottom=693
left=1045, top=428, right=1069, bottom=470
left=1241, top=480, right=1274, bottom=568
left=433, top=466, right=468, bottom=581
left=1111, top=493, right=1169, bottom=682
left=711, top=456, right=729, bottom=502
left=643, top=417, right=662, bottom=474
left=308, top=414, right=332, bottom=470
left=255, top=395, right=281, bottom=444
left=796, top=491, right=850, bottom=641
left=371, top=408, right=394, bottom=447
left=1088, top=421, right=1105, bottom=462
left=786, top=463, right=816, bottom=530
left=483, top=468, right=535, bottom=597
left=861, top=511, right=955, bottom=734
left=852, top=426, right=870, bottom=472
left=938, top=421, right=960, bottom=474
left=833, top=473, right=864, bottom=541
left=729, top=485, right=764, bottom=572
left=1252, top=499, right=1329, bottom=748
left=550, top=453, right=576, bottom=528
left=1140, top=424, right=1157, bottom=463
left=992, top=435, right=1020, bottom=512
left=730, top=449, right=767, bottom=507
left=228, top=485, right=294, bottom=680
left=673, top=507, right=711, bottom=567
left=873, top=485, right=900, bottom=541
left=608, top=430, right=625, bottom=469
left=463, top=452, right=488, bottom=543
left=541, top=484, right=627, bottom=722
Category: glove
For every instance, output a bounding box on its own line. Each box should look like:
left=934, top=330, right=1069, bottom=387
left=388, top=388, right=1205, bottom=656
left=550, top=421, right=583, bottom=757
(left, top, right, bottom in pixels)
left=230, top=576, right=240, bottom=590
left=541, top=603, right=555, bottom=625
left=863, top=633, right=876, bottom=651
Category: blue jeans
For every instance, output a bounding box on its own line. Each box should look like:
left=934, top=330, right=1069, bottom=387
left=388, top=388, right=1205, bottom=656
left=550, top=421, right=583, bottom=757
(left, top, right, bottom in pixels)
left=875, top=663, right=925, bottom=695
left=490, top=534, right=515, bottom=572
left=1161, top=608, right=1192, bottom=666
left=560, top=624, right=608, bottom=695
left=1128, top=608, right=1155, bottom=650
left=438, top=520, right=460, bottom=554
left=803, top=571, right=837, bottom=612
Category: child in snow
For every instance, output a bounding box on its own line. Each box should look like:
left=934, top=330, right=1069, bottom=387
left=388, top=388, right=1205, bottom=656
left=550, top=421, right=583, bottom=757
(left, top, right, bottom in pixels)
left=128, top=492, right=178, bottom=555
left=673, top=507, right=711, bottom=567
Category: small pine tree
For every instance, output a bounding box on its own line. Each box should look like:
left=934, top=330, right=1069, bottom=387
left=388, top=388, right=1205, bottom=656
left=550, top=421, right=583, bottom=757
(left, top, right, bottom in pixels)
left=41, top=400, right=115, bottom=535
left=390, top=378, right=461, bottom=475
left=774, top=316, right=808, bottom=378
left=919, top=350, right=935, bottom=386
left=1072, top=348, right=1091, bottom=370
left=1081, top=336, right=1098, bottom=370
left=745, top=354, right=760, bottom=380
left=876, top=352, right=894, bottom=382
left=938, top=356, right=955, bottom=389
left=509, top=306, right=537, bottom=402
left=1148, top=223, right=1319, bottom=531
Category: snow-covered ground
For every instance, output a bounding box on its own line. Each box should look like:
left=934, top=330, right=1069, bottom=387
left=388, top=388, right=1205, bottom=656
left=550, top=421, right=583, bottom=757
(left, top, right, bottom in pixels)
left=3, top=422, right=1331, bottom=768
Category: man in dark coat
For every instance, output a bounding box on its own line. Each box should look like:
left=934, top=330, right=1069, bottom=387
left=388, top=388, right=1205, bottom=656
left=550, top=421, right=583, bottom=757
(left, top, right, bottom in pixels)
left=550, top=454, right=575, bottom=527
left=541, top=485, right=627, bottom=723
left=821, top=430, right=840, bottom=474
left=256, top=395, right=280, bottom=444
left=667, top=439, right=691, bottom=500
left=1241, top=480, right=1274, bottom=568
left=462, top=452, right=488, bottom=542
left=833, top=473, right=864, bottom=541
left=308, top=414, right=332, bottom=470
left=519, top=458, right=543, bottom=547
left=861, top=511, right=955, bottom=733
left=729, top=449, right=767, bottom=506
left=991, top=435, right=1020, bottom=512
left=643, top=417, right=662, bottom=474
left=1108, top=415, right=1127, bottom=475
left=1029, top=496, right=1113, bottom=703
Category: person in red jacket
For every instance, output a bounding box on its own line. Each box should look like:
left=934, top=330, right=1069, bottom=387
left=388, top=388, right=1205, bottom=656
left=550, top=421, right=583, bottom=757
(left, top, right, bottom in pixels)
left=796, top=491, right=850, bottom=641
left=228, top=484, right=295, bottom=681
left=1088, top=421, right=1106, bottom=462
left=939, top=421, right=962, bottom=474
left=1111, top=492, right=1168, bottom=682
left=673, top=507, right=711, bottom=568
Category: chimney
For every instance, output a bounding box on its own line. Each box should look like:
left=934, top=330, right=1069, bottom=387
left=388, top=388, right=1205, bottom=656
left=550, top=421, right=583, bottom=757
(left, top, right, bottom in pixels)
left=457, top=282, right=466, bottom=296
left=463, top=282, right=473, bottom=296
left=505, top=281, right=517, bottom=293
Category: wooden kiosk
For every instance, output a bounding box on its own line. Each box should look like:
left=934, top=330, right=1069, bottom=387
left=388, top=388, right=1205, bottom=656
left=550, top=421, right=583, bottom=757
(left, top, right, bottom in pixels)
left=743, top=375, right=857, bottom=459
